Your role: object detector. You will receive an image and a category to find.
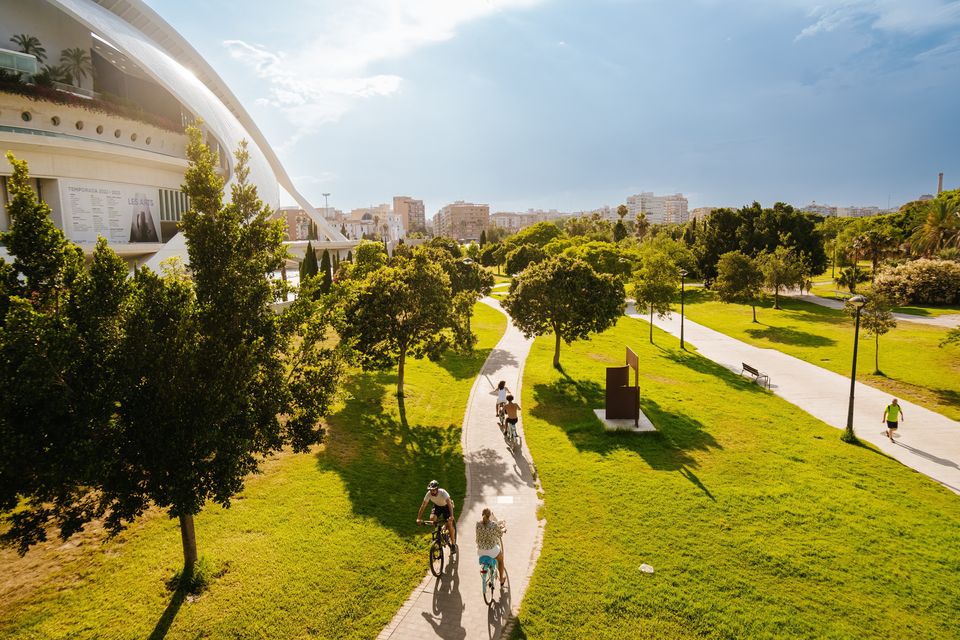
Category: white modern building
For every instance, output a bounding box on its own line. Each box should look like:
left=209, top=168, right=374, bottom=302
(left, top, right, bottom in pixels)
left=626, top=192, right=689, bottom=224
left=0, top=0, right=349, bottom=268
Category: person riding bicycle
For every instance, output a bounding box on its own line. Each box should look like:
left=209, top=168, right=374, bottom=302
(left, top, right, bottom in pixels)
left=416, top=480, right=457, bottom=550
left=476, top=507, right=506, bottom=585
left=502, top=394, right=520, bottom=436
left=495, top=380, right=510, bottom=418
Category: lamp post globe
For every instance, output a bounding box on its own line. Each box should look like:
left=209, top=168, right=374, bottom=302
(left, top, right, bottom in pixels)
left=843, top=294, right=867, bottom=443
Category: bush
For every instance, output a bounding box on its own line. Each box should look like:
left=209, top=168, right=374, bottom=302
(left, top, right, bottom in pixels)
left=873, top=259, right=960, bottom=305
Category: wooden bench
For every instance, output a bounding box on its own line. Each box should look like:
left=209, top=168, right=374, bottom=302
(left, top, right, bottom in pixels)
left=741, top=363, right=770, bottom=388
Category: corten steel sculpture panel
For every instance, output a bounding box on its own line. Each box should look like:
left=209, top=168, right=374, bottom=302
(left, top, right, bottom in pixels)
left=606, top=347, right=640, bottom=425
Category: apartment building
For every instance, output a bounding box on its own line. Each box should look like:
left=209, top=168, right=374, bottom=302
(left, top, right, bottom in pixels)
left=626, top=192, right=689, bottom=224
left=394, top=196, right=425, bottom=234
left=434, top=201, right=490, bottom=241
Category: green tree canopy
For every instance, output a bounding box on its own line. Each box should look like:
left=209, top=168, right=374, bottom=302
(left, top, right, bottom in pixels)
left=632, top=249, right=680, bottom=344
left=714, top=250, right=763, bottom=323
left=300, top=241, right=318, bottom=280
left=503, top=255, right=624, bottom=368
left=334, top=252, right=454, bottom=396
left=505, top=243, right=547, bottom=275
left=758, top=246, right=805, bottom=309
left=845, top=293, right=897, bottom=375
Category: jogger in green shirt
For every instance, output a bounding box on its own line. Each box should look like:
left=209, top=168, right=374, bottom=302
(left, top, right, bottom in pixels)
left=882, top=398, right=904, bottom=443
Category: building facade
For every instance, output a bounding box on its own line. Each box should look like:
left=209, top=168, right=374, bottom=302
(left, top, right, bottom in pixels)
left=393, top=196, right=424, bottom=234
left=0, top=0, right=347, bottom=268
left=626, top=192, right=689, bottom=225
left=434, top=201, right=489, bottom=241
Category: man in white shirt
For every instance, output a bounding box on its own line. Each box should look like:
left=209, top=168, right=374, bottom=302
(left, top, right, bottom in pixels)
left=416, top=480, right=457, bottom=550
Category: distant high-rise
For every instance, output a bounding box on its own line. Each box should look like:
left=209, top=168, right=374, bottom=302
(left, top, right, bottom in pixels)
left=434, top=201, right=489, bottom=241
left=626, top=192, right=689, bottom=224
left=394, top=196, right=425, bottom=234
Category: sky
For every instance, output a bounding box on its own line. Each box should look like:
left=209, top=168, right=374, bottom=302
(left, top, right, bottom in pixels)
left=149, top=0, right=960, bottom=214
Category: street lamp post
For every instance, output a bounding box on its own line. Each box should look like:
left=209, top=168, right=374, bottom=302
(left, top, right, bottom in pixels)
left=679, top=268, right=689, bottom=350
left=843, top=294, right=867, bottom=442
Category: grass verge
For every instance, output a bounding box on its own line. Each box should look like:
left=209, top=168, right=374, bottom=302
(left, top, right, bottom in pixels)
left=513, top=318, right=960, bottom=639
left=680, top=290, right=960, bottom=420
left=0, top=303, right=506, bottom=640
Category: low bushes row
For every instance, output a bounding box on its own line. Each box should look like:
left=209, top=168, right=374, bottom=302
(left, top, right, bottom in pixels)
left=874, top=259, right=960, bottom=304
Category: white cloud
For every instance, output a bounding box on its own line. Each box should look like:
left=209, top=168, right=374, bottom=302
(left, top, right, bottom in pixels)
left=224, top=0, right=545, bottom=146
left=793, top=0, right=960, bottom=40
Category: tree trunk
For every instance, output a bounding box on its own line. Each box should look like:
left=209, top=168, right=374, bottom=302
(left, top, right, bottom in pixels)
left=752, top=305, right=757, bottom=323
left=466, top=310, right=472, bottom=340
left=774, top=286, right=780, bottom=310
left=179, top=514, right=198, bottom=573
left=875, top=333, right=880, bottom=373
left=397, top=349, right=406, bottom=397
left=553, top=330, right=561, bottom=368
left=649, top=305, right=654, bottom=344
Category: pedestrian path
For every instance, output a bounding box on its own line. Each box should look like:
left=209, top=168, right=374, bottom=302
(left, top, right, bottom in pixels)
left=626, top=303, right=960, bottom=494
left=378, top=298, right=543, bottom=640
left=783, top=291, right=960, bottom=328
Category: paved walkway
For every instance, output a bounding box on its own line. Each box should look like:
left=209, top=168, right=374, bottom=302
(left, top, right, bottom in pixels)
left=378, top=298, right=543, bottom=640
left=784, top=291, right=960, bottom=328
left=626, top=303, right=960, bottom=494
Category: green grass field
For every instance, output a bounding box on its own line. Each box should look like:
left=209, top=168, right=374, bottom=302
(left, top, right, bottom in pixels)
left=0, top=303, right=507, bottom=640
left=513, top=318, right=960, bottom=639
left=679, top=290, right=960, bottom=420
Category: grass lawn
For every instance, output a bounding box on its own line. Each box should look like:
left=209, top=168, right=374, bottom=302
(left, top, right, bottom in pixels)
left=0, top=303, right=506, bottom=640
left=513, top=318, right=960, bottom=639
left=680, top=290, right=960, bottom=421
left=809, top=274, right=960, bottom=317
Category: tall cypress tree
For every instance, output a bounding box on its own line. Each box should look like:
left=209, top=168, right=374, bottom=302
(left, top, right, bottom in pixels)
left=319, top=249, right=332, bottom=293
left=479, top=229, right=487, bottom=247
left=300, top=241, right=318, bottom=280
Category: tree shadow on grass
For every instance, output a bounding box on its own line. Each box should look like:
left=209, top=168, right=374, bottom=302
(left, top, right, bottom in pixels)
left=745, top=325, right=836, bottom=347
left=529, top=374, right=721, bottom=473
left=661, top=348, right=770, bottom=395
left=317, top=372, right=464, bottom=538
left=934, top=388, right=960, bottom=412
left=436, top=347, right=494, bottom=380
left=147, top=588, right=186, bottom=640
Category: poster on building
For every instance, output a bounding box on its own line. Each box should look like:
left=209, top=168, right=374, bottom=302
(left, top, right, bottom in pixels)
left=60, top=179, right=161, bottom=244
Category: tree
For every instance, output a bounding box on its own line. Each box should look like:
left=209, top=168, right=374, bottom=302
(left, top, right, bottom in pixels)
left=299, top=240, right=318, bottom=280
left=613, top=205, right=628, bottom=242
left=10, top=34, right=46, bottom=62
left=758, top=246, right=804, bottom=309
left=479, top=229, right=487, bottom=247
left=479, top=242, right=502, bottom=269
left=845, top=293, right=896, bottom=375
left=505, top=244, right=547, bottom=275
left=913, top=197, right=960, bottom=255
left=634, top=213, right=650, bottom=240
left=563, top=241, right=632, bottom=278
left=633, top=250, right=679, bottom=344
left=503, top=256, right=624, bottom=368
left=0, top=154, right=128, bottom=554
left=430, top=249, right=494, bottom=349
left=835, top=265, right=869, bottom=293
left=714, top=250, right=763, bottom=322
left=106, top=131, right=343, bottom=575
left=59, top=47, right=93, bottom=87
left=319, top=249, right=332, bottom=293
left=334, top=253, right=454, bottom=396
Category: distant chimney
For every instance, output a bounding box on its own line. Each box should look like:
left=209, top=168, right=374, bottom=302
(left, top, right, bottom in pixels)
left=938, top=172, right=944, bottom=194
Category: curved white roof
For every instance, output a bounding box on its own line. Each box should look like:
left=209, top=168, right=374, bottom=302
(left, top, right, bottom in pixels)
left=45, top=0, right=346, bottom=243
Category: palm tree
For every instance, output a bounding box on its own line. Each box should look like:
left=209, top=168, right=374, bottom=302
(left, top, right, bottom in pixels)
left=10, top=34, right=46, bottom=62
left=59, top=47, right=93, bottom=87
left=913, top=199, right=960, bottom=256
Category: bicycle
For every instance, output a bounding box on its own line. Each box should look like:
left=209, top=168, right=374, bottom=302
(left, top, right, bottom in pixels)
left=504, top=419, right=521, bottom=452
left=479, top=519, right=507, bottom=605
left=479, top=555, right=498, bottom=604
left=497, top=404, right=506, bottom=433
left=420, top=517, right=457, bottom=577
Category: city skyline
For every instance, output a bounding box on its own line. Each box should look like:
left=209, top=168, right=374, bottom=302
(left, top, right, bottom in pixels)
left=151, top=0, right=960, bottom=213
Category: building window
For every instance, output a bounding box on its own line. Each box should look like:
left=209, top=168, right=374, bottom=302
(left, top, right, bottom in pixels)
left=21, top=111, right=31, bottom=122
left=77, top=121, right=85, bottom=130
left=51, top=116, right=60, bottom=126
left=159, top=188, right=191, bottom=222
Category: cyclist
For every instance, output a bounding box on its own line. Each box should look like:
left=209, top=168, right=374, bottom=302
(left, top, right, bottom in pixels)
left=503, top=394, right=520, bottom=437
left=476, top=508, right=506, bottom=585
left=416, top=480, right=457, bottom=550
left=495, top=380, right=510, bottom=418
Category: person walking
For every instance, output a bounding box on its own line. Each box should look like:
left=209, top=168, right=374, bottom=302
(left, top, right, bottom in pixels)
left=882, top=398, right=904, bottom=442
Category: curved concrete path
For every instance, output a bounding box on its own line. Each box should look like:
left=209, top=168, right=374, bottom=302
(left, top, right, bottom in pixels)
left=378, top=298, right=543, bottom=640
left=627, top=303, right=960, bottom=494
left=784, top=291, right=960, bottom=328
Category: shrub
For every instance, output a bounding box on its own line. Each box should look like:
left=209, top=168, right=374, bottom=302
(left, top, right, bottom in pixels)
left=873, top=259, right=960, bottom=305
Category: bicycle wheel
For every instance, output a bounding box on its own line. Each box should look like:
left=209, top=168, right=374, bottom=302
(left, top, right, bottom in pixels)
left=429, top=540, right=444, bottom=577
left=483, top=571, right=495, bottom=605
